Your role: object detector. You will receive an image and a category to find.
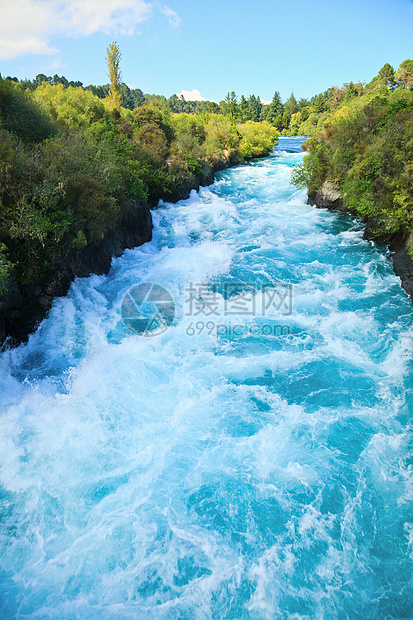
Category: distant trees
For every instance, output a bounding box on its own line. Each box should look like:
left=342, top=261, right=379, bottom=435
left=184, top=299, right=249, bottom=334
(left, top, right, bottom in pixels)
left=239, top=95, right=249, bottom=121
left=222, top=91, right=238, bottom=119
left=312, top=93, right=327, bottom=113
left=6, top=54, right=412, bottom=143
left=266, top=91, right=283, bottom=126
left=247, top=95, right=262, bottom=122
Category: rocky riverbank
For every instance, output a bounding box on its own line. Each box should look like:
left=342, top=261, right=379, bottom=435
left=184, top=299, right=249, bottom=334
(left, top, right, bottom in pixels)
left=0, top=154, right=243, bottom=346
left=0, top=200, right=153, bottom=345
left=308, top=181, right=413, bottom=300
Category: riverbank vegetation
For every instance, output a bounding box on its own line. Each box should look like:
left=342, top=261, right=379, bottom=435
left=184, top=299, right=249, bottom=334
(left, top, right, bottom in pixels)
left=291, top=60, right=413, bottom=247
left=0, top=48, right=278, bottom=293
left=2, top=46, right=412, bottom=300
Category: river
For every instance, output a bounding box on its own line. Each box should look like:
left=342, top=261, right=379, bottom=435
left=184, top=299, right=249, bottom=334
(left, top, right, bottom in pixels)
left=0, top=137, right=412, bottom=618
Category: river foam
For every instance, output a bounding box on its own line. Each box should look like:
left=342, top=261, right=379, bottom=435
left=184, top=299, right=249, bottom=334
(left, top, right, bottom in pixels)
left=0, top=137, right=412, bottom=619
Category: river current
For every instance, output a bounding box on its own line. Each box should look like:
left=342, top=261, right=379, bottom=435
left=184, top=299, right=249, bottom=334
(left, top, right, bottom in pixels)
left=0, top=137, right=412, bottom=618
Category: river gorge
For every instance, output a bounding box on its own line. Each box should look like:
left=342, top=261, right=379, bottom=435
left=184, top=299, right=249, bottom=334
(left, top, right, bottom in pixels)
left=0, top=138, right=412, bottom=618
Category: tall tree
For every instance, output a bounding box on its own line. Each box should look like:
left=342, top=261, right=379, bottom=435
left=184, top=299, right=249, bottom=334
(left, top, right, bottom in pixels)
left=284, top=92, right=299, bottom=117
left=239, top=95, right=249, bottom=121
left=344, top=82, right=358, bottom=100
left=222, top=91, right=238, bottom=119
left=266, top=90, right=283, bottom=126
left=106, top=41, right=122, bottom=117
left=313, top=93, right=327, bottom=113
left=378, top=63, right=396, bottom=90
left=298, top=97, right=310, bottom=109
left=396, top=59, right=413, bottom=90
left=248, top=94, right=262, bottom=122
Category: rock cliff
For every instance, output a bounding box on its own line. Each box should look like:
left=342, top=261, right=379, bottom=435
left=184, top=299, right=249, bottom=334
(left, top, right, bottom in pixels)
left=308, top=181, right=413, bottom=300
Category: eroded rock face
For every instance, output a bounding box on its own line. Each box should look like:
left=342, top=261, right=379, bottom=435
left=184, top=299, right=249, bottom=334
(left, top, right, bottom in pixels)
left=0, top=153, right=247, bottom=346
left=392, top=232, right=413, bottom=299
left=308, top=181, right=345, bottom=211
left=307, top=183, right=413, bottom=302
left=363, top=221, right=413, bottom=300
left=0, top=200, right=153, bottom=345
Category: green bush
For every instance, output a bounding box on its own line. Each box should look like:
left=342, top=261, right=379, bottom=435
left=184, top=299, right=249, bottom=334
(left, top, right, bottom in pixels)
left=0, top=243, right=12, bottom=294
left=0, top=78, right=55, bottom=143
left=292, top=84, right=413, bottom=234
left=34, top=83, right=105, bottom=130
left=0, top=82, right=280, bottom=289
left=237, top=121, right=278, bottom=157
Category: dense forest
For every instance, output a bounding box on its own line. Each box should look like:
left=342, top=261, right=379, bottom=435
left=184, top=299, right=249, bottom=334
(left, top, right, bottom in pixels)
left=0, top=47, right=279, bottom=297
left=1, top=51, right=412, bottom=324
left=291, top=60, right=413, bottom=253
left=3, top=72, right=304, bottom=127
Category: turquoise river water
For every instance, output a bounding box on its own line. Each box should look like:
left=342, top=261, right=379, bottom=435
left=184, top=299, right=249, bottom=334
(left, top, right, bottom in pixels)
left=0, top=137, right=412, bottom=618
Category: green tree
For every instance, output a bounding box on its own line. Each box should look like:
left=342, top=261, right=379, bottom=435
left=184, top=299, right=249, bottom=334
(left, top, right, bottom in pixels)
left=266, top=91, right=283, bottom=126
left=248, top=95, right=262, bottom=122
left=34, top=83, right=105, bottom=129
left=106, top=41, right=122, bottom=117
left=298, top=97, right=310, bottom=109
left=239, top=95, right=249, bottom=121
left=222, top=91, right=238, bottom=119
left=344, top=82, right=358, bottom=100
left=396, top=59, right=413, bottom=90
left=284, top=92, right=299, bottom=117
left=312, top=93, right=327, bottom=113
left=378, top=63, right=396, bottom=90
left=0, top=77, right=55, bottom=142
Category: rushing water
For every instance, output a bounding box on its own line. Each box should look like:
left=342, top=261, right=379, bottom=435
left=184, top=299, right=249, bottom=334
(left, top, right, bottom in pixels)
left=0, top=137, right=412, bottom=619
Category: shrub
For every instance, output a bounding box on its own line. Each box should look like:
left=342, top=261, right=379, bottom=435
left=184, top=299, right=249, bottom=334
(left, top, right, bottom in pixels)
left=34, top=83, right=106, bottom=130
left=0, top=77, right=55, bottom=143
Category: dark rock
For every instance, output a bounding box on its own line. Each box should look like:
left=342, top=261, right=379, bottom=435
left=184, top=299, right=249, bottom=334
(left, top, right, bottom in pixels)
left=0, top=200, right=153, bottom=345
left=308, top=190, right=317, bottom=206
left=392, top=233, right=413, bottom=300
left=363, top=218, right=395, bottom=244
left=158, top=164, right=216, bottom=205
left=310, top=181, right=346, bottom=211
left=0, top=151, right=269, bottom=346
left=308, top=182, right=413, bottom=302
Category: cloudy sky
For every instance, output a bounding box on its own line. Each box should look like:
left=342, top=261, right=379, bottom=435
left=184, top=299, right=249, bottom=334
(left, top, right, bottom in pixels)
left=0, top=0, right=412, bottom=102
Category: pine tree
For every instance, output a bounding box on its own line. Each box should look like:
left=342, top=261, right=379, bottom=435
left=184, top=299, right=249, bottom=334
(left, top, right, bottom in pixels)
left=378, top=63, right=396, bottom=90
left=395, top=59, right=413, bottom=90
left=267, top=91, right=283, bottom=126
left=239, top=95, right=249, bottom=121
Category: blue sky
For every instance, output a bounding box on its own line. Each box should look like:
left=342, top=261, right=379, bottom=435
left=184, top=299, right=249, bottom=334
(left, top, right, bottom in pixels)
left=1, top=0, right=412, bottom=103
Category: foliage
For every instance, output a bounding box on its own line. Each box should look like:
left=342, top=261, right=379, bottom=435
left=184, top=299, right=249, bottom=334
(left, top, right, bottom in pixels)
left=395, top=59, right=413, bottom=90
left=292, top=69, right=413, bottom=237
left=378, top=63, right=396, bottom=90
left=0, top=243, right=13, bottom=294
left=34, top=83, right=105, bottom=129
left=0, top=77, right=55, bottom=143
left=106, top=41, right=122, bottom=117
left=238, top=121, right=279, bottom=158
left=0, top=44, right=281, bottom=293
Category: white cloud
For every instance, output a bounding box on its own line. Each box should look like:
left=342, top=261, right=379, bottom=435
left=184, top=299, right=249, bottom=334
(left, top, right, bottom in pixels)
left=159, top=5, right=181, bottom=28
left=45, top=58, right=65, bottom=71
left=0, top=0, right=181, bottom=59
left=261, top=99, right=272, bottom=105
left=178, top=89, right=209, bottom=102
